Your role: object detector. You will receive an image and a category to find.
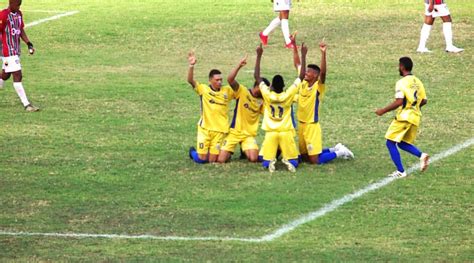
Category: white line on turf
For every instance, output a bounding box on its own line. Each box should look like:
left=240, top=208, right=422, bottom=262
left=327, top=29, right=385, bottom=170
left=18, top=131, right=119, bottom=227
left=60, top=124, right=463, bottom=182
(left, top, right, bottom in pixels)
left=22, top=10, right=67, bottom=13
left=25, top=11, right=79, bottom=28
left=0, top=137, right=472, bottom=242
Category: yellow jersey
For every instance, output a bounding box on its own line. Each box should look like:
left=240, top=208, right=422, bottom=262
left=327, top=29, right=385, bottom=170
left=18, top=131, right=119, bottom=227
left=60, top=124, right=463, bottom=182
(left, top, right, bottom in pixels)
left=229, top=85, right=264, bottom=136
left=194, top=81, right=235, bottom=133
left=259, top=78, right=301, bottom=132
left=394, top=75, right=427, bottom=126
left=297, top=80, right=326, bottom=123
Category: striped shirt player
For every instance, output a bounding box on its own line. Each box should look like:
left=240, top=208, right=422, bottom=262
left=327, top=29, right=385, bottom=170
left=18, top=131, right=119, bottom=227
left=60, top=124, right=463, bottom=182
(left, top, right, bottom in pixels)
left=417, top=0, right=463, bottom=53
left=375, top=57, right=430, bottom=178
left=0, top=0, right=39, bottom=111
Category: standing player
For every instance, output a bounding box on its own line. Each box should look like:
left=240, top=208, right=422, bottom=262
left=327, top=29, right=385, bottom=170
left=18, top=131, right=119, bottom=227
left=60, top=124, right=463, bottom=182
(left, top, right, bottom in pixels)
left=0, top=0, right=39, bottom=111
left=187, top=51, right=235, bottom=164
left=259, top=0, right=295, bottom=49
left=255, top=43, right=306, bottom=173
left=291, top=37, right=354, bottom=164
left=217, top=54, right=270, bottom=163
left=375, top=57, right=430, bottom=178
left=417, top=0, right=463, bottom=53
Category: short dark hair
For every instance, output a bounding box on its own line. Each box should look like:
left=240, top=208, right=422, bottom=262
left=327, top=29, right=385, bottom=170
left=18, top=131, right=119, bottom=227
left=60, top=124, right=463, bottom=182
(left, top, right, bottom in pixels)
left=272, top=75, right=285, bottom=93
left=208, top=69, right=221, bottom=79
left=308, top=64, right=320, bottom=73
left=254, top=77, right=270, bottom=88
left=399, top=57, right=413, bottom=71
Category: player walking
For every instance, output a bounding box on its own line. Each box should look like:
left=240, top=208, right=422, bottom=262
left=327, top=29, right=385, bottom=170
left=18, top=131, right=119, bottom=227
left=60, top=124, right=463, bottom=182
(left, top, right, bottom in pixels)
left=375, top=57, right=430, bottom=178
left=417, top=0, right=463, bottom=53
left=0, top=0, right=39, bottom=111
left=187, top=51, right=235, bottom=163
left=259, top=0, right=296, bottom=49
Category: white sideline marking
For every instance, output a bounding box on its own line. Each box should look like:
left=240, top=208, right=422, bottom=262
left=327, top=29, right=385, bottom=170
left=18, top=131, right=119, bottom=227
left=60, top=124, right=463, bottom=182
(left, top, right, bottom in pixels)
left=22, top=10, right=67, bottom=13
left=25, top=11, right=79, bottom=28
left=0, top=137, right=472, bottom=242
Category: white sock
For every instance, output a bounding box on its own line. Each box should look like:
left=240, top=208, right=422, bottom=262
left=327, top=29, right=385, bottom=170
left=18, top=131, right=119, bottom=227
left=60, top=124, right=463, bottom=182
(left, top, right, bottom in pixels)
left=443, top=22, right=453, bottom=49
left=418, top=23, right=432, bottom=49
left=334, top=149, right=344, bottom=158
left=0, top=79, right=4, bottom=89
left=263, top=17, right=281, bottom=36
left=328, top=147, right=336, bottom=153
left=281, top=19, right=291, bottom=44
left=13, top=82, right=30, bottom=107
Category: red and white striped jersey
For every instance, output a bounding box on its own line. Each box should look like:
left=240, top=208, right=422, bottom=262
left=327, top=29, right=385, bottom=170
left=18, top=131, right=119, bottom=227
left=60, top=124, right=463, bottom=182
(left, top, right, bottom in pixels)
left=0, top=9, right=25, bottom=57
left=424, top=0, right=445, bottom=4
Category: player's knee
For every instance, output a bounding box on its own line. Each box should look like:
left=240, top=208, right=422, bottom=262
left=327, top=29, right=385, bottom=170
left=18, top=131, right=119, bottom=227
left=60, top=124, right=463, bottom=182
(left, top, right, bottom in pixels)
left=248, top=155, right=258, bottom=163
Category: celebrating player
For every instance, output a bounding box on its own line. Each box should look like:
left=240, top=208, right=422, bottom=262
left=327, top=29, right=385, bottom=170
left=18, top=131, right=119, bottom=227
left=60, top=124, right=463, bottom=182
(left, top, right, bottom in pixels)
left=417, top=0, right=463, bottom=53
left=259, top=0, right=295, bottom=49
left=291, top=37, right=354, bottom=164
left=217, top=53, right=270, bottom=163
left=0, top=0, right=39, bottom=111
left=375, top=57, right=430, bottom=178
left=187, top=51, right=235, bottom=164
left=255, top=43, right=306, bottom=172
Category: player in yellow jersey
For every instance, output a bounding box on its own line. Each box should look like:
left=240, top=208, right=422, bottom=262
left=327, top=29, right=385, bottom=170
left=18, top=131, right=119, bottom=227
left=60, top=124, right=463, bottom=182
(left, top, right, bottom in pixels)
left=290, top=36, right=354, bottom=165
left=217, top=54, right=270, bottom=163
left=187, top=51, right=236, bottom=163
left=376, top=57, right=430, bottom=178
left=255, top=43, right=306, bottom=172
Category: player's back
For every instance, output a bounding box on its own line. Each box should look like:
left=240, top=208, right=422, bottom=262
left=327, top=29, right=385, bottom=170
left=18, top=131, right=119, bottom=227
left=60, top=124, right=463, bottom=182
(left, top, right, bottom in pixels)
left=395, top=75, right=426, bottom=126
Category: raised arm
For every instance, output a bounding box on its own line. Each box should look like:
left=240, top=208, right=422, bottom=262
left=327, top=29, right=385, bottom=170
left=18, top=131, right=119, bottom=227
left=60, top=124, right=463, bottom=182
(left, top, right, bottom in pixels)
left=187, top=51, right=197, bottom=89
left=319, top=41, right=327, bottom=84
left=290, top=33, right=301, bottom=71
left=254, top=44, right=263, bottom=84
left=228, top=54, right=248, bottom=91
left=375, top=99, right=403, bottom=116
left=299, top=42, right=307, bottom=81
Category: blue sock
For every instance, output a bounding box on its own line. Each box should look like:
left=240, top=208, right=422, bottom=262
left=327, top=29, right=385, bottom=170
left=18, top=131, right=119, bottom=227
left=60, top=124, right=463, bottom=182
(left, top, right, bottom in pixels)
left=319, top=152, right=337, bottom=164
left=289, top=159, right=299, bottom=168
left=191, top=150, right=207, bottom=164
left=298, top=154, right=302, bottom=163
left=386, top=140, right=404, bottom=172
left=262, top=160, right=270, bottom=168
left=258, top=155, right=264, bottom=162
left=322, top=148, right=330, bottom=154
left=397, top=141, right=422, bottom=158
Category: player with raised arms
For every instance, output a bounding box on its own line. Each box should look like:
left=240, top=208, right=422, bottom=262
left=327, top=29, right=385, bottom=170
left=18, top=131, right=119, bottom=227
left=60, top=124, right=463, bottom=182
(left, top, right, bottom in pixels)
left=187, top=51, right=236, bottom=164
left=375, top=57, right=430, bottom=178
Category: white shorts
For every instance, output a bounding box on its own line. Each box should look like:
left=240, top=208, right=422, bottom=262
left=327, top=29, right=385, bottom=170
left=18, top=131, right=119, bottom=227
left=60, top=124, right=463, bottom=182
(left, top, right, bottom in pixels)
left=2, top=55, right=22, bottom=73
left=425, top=4, right=450, bottom=18
left=274, top=0, right=291, bottom=11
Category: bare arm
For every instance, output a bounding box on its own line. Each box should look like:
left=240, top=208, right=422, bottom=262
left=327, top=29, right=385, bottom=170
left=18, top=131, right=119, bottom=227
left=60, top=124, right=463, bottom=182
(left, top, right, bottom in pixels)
left=420, top=99, right=428, bottom=108
left=20, top=29, right=34, bottom=55
left=375, top=99, right=403, bottom=116
left=319, top=41, right=327, bottom=84
left=299, top=42, right=307, bottom=81
left=254, top=44, right=263, bottom=84
left=290, top=34, right=301, bottom=71
left=187, top=51, right=197, bottom=88
left=228, top=55, right=248, bottom=91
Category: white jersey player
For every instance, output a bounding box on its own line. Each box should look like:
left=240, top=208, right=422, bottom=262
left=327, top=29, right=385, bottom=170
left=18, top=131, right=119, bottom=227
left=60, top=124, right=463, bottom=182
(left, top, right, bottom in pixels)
left=259, top=0, right=295, bottom=49
left=417, top=0, right=463, bottom=53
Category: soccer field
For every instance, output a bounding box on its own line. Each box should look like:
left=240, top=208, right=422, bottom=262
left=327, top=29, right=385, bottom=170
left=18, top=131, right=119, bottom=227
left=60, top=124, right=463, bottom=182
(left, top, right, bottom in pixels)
left=0, top=0, right=473, bottom=260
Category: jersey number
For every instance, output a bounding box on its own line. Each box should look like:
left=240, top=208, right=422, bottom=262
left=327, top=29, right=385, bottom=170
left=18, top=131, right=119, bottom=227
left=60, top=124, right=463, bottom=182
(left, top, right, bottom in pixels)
left=270, top=105, right=284, bottom=119
left=411, top=91, right=418, bottom=107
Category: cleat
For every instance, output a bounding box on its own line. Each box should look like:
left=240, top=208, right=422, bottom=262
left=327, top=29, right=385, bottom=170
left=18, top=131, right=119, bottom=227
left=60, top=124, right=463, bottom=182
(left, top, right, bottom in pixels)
left=420, top=153, right=430, bottom=172
left=285, top=42, right=296, bottom=49
left=282, top=159, right=296, bottom=173
left=389, top=170, right=407, bottom=178
left=416, top=47, right=432, bottom=53
left=24, top=104, right=39, bottom=112
left=259, top=32, right=268, bottom=46
left=335, top=143, right=354, bottom=159
left=445, top=46, right=464, bottom=53
left=268, top=159, right=276, bottom=173
left=189, top=146, right=196, bottom=160
left=334, top=143, right=344, bottom=151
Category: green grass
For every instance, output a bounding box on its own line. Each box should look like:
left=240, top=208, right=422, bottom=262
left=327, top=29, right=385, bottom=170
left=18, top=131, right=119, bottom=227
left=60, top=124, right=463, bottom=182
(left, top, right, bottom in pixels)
left=0, top=0, right=473, bottom=261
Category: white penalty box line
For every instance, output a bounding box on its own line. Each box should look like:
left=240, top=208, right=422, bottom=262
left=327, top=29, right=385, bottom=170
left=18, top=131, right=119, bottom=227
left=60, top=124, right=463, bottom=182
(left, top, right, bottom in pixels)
left=1, top=137, right=472, bottom=242
left=25, top=10, right=79, bottom=28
